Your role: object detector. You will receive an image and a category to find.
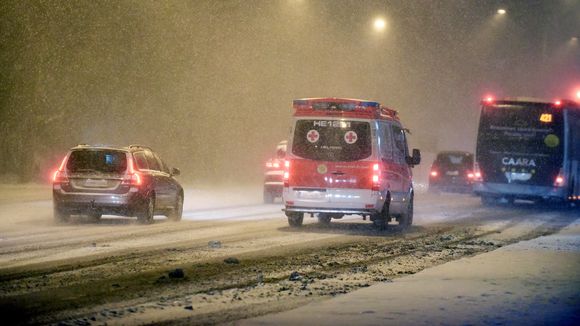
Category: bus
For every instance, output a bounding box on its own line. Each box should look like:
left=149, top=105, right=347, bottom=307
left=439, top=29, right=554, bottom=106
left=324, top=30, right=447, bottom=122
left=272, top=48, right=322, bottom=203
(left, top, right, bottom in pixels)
left=473, top=97, right=580, bottom=205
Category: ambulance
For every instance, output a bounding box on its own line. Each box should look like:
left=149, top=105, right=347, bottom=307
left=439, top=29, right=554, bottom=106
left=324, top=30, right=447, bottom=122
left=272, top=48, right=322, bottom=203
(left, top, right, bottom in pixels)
left=282, top=98, right=421, bottom=228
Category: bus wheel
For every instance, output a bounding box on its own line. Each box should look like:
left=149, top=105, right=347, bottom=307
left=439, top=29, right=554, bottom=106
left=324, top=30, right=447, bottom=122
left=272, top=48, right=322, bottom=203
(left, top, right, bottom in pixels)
left=481, top=196, right=496, bottom=206
left=317, top=213, right=331, bottom=225
left=287, top=212, right=304, bottom=227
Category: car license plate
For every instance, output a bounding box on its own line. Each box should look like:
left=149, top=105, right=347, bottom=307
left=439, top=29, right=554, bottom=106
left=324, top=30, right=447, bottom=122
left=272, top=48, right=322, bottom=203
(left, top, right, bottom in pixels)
left=446, top=171, right=459, bottom=176
left=85, top=179, right=108, bottom=187
left=297, top=190, right=325, bottom=199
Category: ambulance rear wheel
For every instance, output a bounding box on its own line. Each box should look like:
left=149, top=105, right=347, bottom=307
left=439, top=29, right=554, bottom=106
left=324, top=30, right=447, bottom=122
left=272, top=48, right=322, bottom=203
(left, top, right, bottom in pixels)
left=287, top=212, right=304, bottom=227
left=372, top=201, right=390, bottom=230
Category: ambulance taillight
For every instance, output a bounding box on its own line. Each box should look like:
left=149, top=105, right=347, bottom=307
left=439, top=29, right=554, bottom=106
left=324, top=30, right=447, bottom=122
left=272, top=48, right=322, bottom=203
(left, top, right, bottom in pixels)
left=371, top=163, right=380, bottom=191
left=283, top=160, right=290, bottom=187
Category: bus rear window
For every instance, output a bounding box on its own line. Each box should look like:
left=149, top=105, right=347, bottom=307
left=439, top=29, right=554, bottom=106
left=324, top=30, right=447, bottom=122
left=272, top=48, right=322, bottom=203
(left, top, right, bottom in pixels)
left=478, top=104, right=563, bottom=154
left=292, top=120, right=372, bottom=162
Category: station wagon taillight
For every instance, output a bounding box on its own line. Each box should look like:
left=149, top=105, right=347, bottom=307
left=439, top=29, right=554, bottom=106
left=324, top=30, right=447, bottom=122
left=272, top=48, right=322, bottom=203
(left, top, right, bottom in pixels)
left=52, top=155, right=69, bottom=184
left=122, top=157, right=142, bottom=186
left=52, top=170, right=69, bottom=184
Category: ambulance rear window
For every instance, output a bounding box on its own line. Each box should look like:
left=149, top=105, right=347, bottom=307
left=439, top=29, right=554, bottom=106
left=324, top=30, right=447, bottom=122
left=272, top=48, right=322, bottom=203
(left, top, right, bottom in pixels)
left=292, top=120, right=372, bottom=162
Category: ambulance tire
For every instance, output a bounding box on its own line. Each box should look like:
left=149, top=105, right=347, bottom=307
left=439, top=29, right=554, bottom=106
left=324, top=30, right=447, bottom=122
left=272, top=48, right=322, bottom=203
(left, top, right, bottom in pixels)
left=373, top=201, right=389, bottom=230
left=287, top=212, right=304, bottom=227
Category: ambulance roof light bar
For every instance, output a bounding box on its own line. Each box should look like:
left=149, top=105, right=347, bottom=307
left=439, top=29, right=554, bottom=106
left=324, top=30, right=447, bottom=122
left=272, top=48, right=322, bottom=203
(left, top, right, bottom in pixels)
left=292, top=98, right=380, bottom=110
left=292, top=98, right=400, bottom=121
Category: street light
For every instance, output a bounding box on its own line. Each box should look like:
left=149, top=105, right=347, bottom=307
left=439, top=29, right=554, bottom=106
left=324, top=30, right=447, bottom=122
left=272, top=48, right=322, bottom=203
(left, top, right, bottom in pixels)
left=497, top=9, right=507, bottom=15
left=373, top=18, right=386, bottom=32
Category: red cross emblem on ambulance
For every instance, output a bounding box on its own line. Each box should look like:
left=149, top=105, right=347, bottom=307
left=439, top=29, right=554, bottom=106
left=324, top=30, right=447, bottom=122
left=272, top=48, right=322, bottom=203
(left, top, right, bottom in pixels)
left=307, top=130, right=320, bottom=143
left=344, top=130, right=358, bottom=144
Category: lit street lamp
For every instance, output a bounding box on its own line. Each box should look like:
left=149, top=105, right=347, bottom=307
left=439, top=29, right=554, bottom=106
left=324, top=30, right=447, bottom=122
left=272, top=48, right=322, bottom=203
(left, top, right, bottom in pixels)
left=497, top=8, right=507, bottom=15
left=373, top=17, right=386, bottom=32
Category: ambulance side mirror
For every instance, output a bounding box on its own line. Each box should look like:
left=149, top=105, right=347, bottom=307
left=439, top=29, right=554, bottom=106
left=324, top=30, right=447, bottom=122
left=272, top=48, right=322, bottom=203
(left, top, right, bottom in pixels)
left=406, top=149, right=421, bottom=166
left=171, top=167, right=181, bottom=176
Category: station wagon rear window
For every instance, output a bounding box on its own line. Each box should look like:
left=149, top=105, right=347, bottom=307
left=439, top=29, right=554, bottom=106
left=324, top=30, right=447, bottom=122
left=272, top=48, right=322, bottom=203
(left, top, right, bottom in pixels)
left=66, top=150, right=127, bottom=174
left=292, top=120, right=371, bottom=162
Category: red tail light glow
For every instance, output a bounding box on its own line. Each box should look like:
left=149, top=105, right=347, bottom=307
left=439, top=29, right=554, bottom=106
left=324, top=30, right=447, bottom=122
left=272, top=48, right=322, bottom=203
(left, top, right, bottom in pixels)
left=283, top=160, right=290, bottom=187
left=52, top=155, right=69, bottom=184
left=473, top=163, right=483, bottom=181
left=430, top=171, right=438, bottom=177
left=554, top=100, right=562, bottom=107
left=371, top=162, right=381, bottom=191
left=554, top=169, right=565, bottom=187
left=467, top=172, right=475, bottom=179
left=483, top=95, right=494, bottom=104
left=123, top=157, right=142, bottom=186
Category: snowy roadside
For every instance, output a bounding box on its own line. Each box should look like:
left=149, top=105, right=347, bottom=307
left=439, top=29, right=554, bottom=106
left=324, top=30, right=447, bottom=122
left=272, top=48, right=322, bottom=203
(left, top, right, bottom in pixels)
left=242, top=218, right=580, bottom=326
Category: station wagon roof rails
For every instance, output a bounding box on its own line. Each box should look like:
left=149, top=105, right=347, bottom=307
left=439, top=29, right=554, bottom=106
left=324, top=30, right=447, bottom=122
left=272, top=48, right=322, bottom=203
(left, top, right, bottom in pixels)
left=73, top=144, right=114, bottom=148
left=128, top=144, right=153, bottom=150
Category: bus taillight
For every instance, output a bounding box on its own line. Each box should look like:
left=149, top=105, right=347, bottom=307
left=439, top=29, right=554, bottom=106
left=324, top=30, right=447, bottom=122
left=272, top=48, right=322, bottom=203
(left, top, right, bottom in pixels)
left=473, top=163, right=483, bottom=181
left=554, top=169, right=565, bottom=187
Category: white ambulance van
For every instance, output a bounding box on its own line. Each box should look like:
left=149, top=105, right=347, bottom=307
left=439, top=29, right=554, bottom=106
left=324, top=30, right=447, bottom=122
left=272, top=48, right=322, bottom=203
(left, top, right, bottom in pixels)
left=283, top=98, right=421, bottom=229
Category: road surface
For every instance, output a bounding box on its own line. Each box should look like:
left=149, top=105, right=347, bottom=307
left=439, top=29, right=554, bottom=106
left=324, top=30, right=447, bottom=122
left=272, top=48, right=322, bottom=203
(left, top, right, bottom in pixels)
left=0, top=184, right=577, bottom=325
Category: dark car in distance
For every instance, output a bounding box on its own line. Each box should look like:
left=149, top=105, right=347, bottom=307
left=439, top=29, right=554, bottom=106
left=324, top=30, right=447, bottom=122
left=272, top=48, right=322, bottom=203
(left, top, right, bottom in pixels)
left=429, top=151, right=475, bottom=193
left=52, top=144, right=183, bottom=224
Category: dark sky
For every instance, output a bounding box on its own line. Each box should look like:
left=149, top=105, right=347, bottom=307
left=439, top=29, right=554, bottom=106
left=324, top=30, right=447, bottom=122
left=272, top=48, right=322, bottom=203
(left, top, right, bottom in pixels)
left=1, top=0, right=578, bottom=183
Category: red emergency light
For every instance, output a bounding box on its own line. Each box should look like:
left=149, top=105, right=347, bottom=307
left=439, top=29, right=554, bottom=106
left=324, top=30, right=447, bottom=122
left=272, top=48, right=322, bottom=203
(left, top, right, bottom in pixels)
left=483, top=95, right=494, bottom=104
left=292, top=98, right=400, bottom=121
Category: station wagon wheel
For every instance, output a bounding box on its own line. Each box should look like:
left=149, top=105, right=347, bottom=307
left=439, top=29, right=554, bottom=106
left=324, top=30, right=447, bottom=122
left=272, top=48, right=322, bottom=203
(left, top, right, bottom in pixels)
left=287, top=212, right=304, bottom=227
left=53, top=205, right=70, bottom=224
left=138, top=196, right=155, bottom=224
left=481, top=196, right=496, bottom=206
left=168, top=194, right=183, bottom=222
